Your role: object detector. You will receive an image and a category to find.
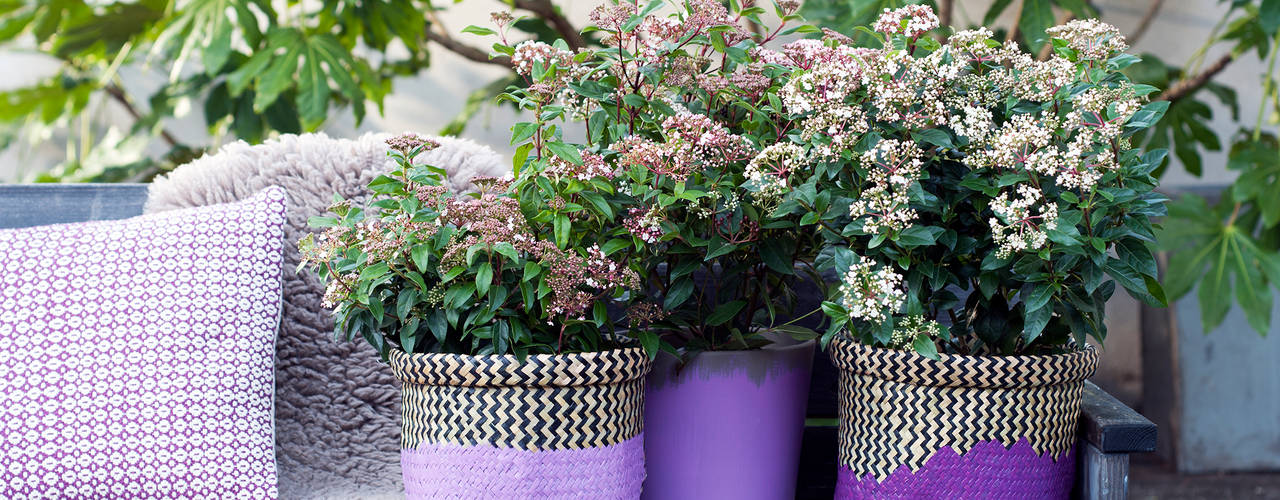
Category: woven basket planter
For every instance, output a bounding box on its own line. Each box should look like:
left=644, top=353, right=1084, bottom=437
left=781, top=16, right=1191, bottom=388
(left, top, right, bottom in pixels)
left=388, top=346, right=651, bottom=499
left=829, top=336, right=1098, bottom=499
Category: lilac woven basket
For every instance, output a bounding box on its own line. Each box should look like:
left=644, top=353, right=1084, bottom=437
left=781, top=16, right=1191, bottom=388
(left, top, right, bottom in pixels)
left=388, top=346, right=651, bottom=499
left=829, top=336, right=1098, bottom=500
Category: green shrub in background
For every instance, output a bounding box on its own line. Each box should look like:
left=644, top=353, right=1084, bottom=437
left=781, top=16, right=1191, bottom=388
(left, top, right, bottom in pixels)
left=797, top=0, right=1280, bottom=335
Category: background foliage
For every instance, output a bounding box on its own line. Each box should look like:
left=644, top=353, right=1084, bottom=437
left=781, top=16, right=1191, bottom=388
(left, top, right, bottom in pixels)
left=0, top=0, right=566, bottom=181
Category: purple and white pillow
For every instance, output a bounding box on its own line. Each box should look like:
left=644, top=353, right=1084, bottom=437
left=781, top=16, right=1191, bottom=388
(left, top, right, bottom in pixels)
left=0, top=187, right=287, bottom=498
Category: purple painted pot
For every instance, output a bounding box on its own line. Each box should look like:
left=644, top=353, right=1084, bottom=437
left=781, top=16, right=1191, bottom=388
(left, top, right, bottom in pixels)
left=829, top=337, right=1099, bottom=500
left=642, top=337, right=815, bottom=500
left=388, top=347, right=651, bottom=499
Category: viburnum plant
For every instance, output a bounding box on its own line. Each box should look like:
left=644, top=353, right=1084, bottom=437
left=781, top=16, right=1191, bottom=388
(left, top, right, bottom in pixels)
left=299, top=134, right=640, bottom=358
left=477, top=0, right=826, bottom=355
left=774, top=6, right=1170, bottom=356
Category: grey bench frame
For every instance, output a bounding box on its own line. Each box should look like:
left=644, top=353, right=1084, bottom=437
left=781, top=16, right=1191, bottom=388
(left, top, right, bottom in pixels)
left=0, top=183, right=1157, bottom=499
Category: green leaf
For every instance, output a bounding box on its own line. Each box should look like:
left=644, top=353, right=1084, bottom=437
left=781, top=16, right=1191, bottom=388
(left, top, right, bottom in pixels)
left=1105, top=258, right=1166, bottom=307
left=1019, top=0, right=1055, bottom=53
left=426, top=309, right=448, bottom=343
left=706, top=301, right=747, bottom=326
left=638, top=329, right=660, bottom=359
left=360, top=262, right=390, bottom=281
left=983, top=0, right=1015, bottom=25
left=511, top=122, right=538, bottom=145
left=522, top=261, right=541, bottom=282
left=475, top=261, right=493, bottom=296
left=461, top=25, right=497, bottom=36
left=1198, top=257, right=1232, bottom=334
left=1023, top=283, right=1055, bottom=313
left=253, top=32, right=303, bottom=113
left=912, top=334, right=940, bottom=360
left=396, top=288, right=418, bottom=320
left=704, top=238, right=739, bottom=261
left=399, top=317, right=419, bottom=353
left=1261, top=0, right=1280, bottom=36
left=896, top=226, right=943, bottom=247
left=1022, top=301, right=1052, bottom=343
left=545, top=141, right=583, bottom=165
left=601, top=238, right=631, bottom=256
left=554, top=213, right=570, bottom=248
left=760, top=237, right=795, bottom=275
left=1116, top=238, right=1158, bottom=278
left=912, top=129, right=953, bottom=149
left=664, top=278, right=695, bottom=310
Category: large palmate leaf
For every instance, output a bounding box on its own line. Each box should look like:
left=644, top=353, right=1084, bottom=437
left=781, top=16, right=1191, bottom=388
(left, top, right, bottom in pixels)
left=150, top=0, right=273, bottom=78
left=1161, top=191, right=1280, bottom=336
left=1229, top=132, right=1280, bottom=228
left=226, top=27, right=382, bottom=129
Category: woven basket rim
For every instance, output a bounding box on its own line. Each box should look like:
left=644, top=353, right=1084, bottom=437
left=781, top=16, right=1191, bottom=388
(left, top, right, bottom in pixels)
left=388, top=346, right=651, bottom=388
left=829, top=335, right=1098, bottom=389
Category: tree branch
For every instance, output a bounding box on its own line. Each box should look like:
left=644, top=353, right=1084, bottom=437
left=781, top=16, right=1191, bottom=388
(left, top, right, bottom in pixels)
left=1157, top=53, right=1234, bottom=102
left=512, top=0, right=587, bottom=50
left=425, top=29, right=513, bottom=68
left=103, top=83, right=180, bottom=148
left=938, top=0, right=954, bottom=28
left=1127, top=0, right=1165, bottom=47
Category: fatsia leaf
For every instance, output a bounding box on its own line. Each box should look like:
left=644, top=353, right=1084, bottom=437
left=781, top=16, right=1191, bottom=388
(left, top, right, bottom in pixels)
left=1018, top=0, right=1054, bottom=53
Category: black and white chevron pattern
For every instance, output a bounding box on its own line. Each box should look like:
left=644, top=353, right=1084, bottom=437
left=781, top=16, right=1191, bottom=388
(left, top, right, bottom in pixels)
left=390, top=347, right=649, bottom=451
left=831, top=337, right=1098, bottom=481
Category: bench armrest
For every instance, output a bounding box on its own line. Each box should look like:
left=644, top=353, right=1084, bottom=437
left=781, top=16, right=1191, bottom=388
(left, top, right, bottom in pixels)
left=1074, top=381, right=1157, bottom=500
left=1080, top=380, right=1157, bottom=453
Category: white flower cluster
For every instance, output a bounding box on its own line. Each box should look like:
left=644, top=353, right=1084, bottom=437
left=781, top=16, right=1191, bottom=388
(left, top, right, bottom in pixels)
left=873, top=5, right=939, bottom=39
left=745, top=143, right=806, bottom=205
left=510, top=41, right=574, bottom=78
left=1009, top=53, right=1077, bottom=102
left=950, top=105, right=993, bottom=143
left=849, top=139, right=924, bottom=234
left=838, top=256, right=906, bottom=324
left=989, top=185, right=1060, bottom=258
left=800, top=104, right=868, bottom=161
left=890, top=315, right=945, bottom=349
left=1045, top=19, right=1129, bottom=61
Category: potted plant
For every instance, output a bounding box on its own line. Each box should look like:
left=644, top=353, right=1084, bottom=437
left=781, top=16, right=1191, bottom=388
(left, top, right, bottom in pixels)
left=299, top=134, right=652, bottom=498
left=778, top=6, right=1168, bottom=498
left=475, top=3, right=821, bottom=497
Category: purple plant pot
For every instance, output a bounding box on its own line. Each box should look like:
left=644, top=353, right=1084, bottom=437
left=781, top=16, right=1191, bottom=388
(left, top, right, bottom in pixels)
left=641, top=337, right=815, bottom=500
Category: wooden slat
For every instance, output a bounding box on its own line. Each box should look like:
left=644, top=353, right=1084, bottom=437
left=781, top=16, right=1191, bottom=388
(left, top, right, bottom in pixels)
left=0, top=184, right=148, bottom=229
left=1079, top=380, right=1158, bottom=453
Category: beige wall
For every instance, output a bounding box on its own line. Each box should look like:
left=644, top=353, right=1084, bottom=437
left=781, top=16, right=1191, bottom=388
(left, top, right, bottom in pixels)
left=0, top=0, right=1272, bottom=186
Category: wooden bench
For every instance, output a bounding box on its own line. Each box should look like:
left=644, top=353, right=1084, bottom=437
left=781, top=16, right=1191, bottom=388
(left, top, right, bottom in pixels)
left=0, top=184, right=1157, bottom=499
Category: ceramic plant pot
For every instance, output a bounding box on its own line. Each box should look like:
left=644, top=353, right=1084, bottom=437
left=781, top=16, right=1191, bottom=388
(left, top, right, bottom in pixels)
left=829, top=336, right=1098, bottom=500
left=388, top=346, right=652, bottom=499
left=641, top=337, right=816, bottom=500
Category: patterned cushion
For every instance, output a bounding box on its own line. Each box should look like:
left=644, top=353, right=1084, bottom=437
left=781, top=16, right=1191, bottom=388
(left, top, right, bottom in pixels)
left=0, top=187, right=287, bottom=498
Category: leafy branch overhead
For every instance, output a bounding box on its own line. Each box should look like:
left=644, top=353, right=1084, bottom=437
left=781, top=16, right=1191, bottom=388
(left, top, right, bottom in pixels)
left=0, top=0, right=579, bottom=181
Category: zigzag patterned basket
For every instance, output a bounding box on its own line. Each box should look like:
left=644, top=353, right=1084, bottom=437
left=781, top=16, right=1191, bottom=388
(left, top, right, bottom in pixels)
left=388, top=346, right=651, bottom=499
left=829, top=336, right=1098, bottom=500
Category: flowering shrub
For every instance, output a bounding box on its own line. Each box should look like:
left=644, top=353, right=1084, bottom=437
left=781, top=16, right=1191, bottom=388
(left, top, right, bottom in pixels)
left=299, top=134, right=639, bottom=357
left=482, top=0, right=824, bottom=355
left=784, top=8, right=1169, bottom=356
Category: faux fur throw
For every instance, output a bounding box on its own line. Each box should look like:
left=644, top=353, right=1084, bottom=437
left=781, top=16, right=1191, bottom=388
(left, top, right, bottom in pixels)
left=145, top=132, right=509, bottom=499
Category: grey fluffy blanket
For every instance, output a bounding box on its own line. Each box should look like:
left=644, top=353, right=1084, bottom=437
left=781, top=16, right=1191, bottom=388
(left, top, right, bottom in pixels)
left=146, top=132, right=508, bottom=499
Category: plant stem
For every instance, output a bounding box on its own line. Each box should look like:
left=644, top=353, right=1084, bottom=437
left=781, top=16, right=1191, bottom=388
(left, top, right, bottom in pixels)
left=1254, top=32, right=1280, bottom=140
